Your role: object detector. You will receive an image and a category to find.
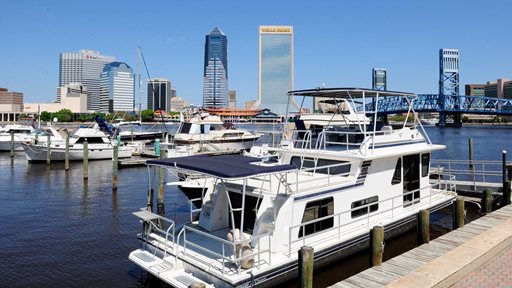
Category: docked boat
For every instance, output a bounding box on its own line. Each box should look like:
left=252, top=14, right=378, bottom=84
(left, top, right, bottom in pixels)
left=163, top=113, right=259, bottom=154
left=112, top=120, right=165, bottom=141
left=0, top=124, right=34, bottom=151
left=129, top=88, right=456, bottom=287
left=22, top=125, right=133, bottom=161
left=420, top=117, right=438, bottom=126
left=299, top=98, right=370, bottom=128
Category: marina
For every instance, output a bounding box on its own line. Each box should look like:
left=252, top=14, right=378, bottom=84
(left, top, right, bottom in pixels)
left=1, top=121, right=512, bottom=287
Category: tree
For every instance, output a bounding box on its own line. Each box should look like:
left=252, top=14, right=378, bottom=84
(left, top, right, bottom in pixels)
left=54, top=109, right=73, bottom=122
left=40, top=111, right=52, bottom=122
left=141, top=109, right=154, bottom=122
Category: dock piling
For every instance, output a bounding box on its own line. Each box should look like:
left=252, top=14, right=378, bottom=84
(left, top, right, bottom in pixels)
left=417, top=209, right=430, bottom=244
left=469, top=138, right=475, bottom=189
left=482, top=189, right=493, bottom=214
left=155, top=139, right=160, bottom=158
left=157, top=150, right=166, bottom=215
left=299, top=246, right=314, bottom=288
left=370, top=226, right=384, bottom=267
left=10, top=132, right=14, bottom=158
left=454, top=197, right=465, bottom=229
left=113, top=145, right=119, bottom=190
left=65, top=135, right=70, bottom=170
left=83, top=140, right=88, bottom=180
left=188, top=283, right=206, bottom=288
left=46, top=134, right=51, bottom=165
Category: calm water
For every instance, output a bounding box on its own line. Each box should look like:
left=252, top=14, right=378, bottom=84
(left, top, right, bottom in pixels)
left=0, top=125, right=511, bottom=288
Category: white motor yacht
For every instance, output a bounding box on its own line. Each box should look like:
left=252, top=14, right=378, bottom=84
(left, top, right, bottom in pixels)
left=0, top=124, right=35, bottom=151
left=163, top=113, right=259, bottom=154
left=22, top=125, right=133, bottom=161
left=129, top=88, right=456, bottom=288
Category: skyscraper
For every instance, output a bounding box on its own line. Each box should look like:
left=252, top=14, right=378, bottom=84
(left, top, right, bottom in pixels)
left=257, top=25, right=297, bottom=116
left=99, top=62, right=135, bottom=113
left=147, top=78, right=173, bottom=112
left=203, top=27, right=228, bottom=108
left=372, top=68, right=387, bottom=91
left=59, top=50, right=115, bottom=111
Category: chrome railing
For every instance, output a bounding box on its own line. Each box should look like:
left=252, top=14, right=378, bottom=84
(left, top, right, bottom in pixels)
left=177, top=225, right=272, bottom=275
left=287, top=181, right=455, bottom=256
left=139, top=208, right=176, bottom=258
left=431, top=159, right=502, bottom=187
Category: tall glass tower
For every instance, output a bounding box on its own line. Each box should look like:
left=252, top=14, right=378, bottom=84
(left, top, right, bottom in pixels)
left=203, top=26, right=228, bottom=108
left=99, top=62, right=135, bottom=113
left=257, top=26, right=297, bottom=117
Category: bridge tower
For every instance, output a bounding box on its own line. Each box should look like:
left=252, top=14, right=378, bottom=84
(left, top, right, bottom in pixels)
left=438, top=48, right=461, bottom=127
left=372, top=68, right=387, bottom=91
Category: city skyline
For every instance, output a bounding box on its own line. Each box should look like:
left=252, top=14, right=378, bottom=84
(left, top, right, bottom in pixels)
left=1, top=1, right=511, bottom=107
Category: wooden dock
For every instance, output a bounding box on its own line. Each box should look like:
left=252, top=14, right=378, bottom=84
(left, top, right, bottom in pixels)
left=330, top=205, right=512, bottom=288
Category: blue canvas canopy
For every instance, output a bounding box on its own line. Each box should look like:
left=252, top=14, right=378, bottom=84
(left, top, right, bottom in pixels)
left=147, top=154, right=296, bottom=179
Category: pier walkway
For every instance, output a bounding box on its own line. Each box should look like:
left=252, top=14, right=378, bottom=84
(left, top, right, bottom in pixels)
left=330, top=205, right=512, bottom=288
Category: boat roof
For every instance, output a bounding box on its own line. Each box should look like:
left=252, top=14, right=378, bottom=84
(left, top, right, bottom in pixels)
left=147, top=154, right=297, bottom=179
left=289, top=87, right=416, bottom=98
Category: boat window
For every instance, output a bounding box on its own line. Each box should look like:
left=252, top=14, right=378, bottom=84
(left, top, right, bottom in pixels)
left=392, top=158, right=402, bottom=185
left=8, top=129, right=31, bottom=134
left=178, top=123, right=191, bottom=134
left=210, top=124, right=225, bottom=131
left=298, top=197, right=334, bottom=238
left=351, top=196, right=379, bottom=218
left=421, top=153, right=430, bottom=177
left=74, top=137, right=106, bottom=144
left=200, top=124, right=205, bottom=134
left=228, top=192, right=262, bottom=234
left=290, top=156, right=350, bottom=175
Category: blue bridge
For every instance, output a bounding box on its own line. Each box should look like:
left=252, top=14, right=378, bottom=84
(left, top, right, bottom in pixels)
left=368, top=94, right=512, bottom=126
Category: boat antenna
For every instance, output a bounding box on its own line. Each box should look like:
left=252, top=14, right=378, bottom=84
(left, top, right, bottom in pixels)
left=139, top=46, right=168, bottom=133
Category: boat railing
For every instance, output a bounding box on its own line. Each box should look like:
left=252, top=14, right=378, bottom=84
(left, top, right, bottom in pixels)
left=289, top=130, right=312, bottom=150
left=137, top=208, right=176, bottom=258
left=189, top=197, right=203, bottom=222
left=287, top=181, right=455, bottom=256
left=178, top=225, right=272, bottom=275
left=253, top=130, right=283, bottom=148
left=287, top=162, right=353, bottom=193
left=431, top=159, right=503, bottom=188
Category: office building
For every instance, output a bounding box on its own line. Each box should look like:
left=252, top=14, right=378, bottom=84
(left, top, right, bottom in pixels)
left=203, top=26, right=228, bottom=108
left=244, top=100, right=257, bottom=110
left=170, top=96, right=190, bottom=112
left=59, top=50, right=116, bottom=111
left=485, top=78, right=512, bottom=99
left=228, top=90, right=237, bottom=108
left=147, top=78, right=174, bottom=111
left=99, top=62, right=135, bottom=113
left=257, top=25, right=297, bottom=116
left=372, top=68, right=387, bottom=91
left=0, top=88, right=23, bottom=112
left=465, top=84, right=485, bottom=96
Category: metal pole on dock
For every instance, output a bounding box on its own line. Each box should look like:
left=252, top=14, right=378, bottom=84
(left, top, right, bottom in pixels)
left=370, top=226, right=384, bottom=267
left=469, top=138, right=475, bottom=189
left=454, top=197, right=465, bottom=229
left=417, top=209, right=430, bottom=244
left=116, top=134, right=121, bottom=146
left=299, top=246, right=314, bottom=288
left=64, top=135, right=70, bottom=170
left=83, top=140, right=89, bottom=180
left=503, top=150, right=508, bottom=202
left=157, top=150, right=166, bottom=215
left=502, top=181, right=511, bottom=206
left=482, top=189, right=493, bottom=214
left=113, top=145, right=119, bottom=190
left=46, top=134, right=51, bottom=165
left=130, top=127, right=134, bottom=142
left=10, top=132, right=14, bottom=158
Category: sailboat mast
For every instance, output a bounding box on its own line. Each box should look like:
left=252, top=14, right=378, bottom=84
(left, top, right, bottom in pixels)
left=138, top=46, right=142, bottom=119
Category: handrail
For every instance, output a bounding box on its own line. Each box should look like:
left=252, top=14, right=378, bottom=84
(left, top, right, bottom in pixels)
left=181, top=225, right=272, bottom=274
left=287, top=180, right=455, bottom=256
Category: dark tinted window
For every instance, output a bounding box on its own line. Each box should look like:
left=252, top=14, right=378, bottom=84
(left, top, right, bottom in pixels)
left=351, top=196, right=379, bottom=218
left=422, top=153, right=430, bottom=177
left=179, top=123, right=191, bottom=134
left=392, top=158, right=401, bottom=185
left=299, top=197, right=334, bottom=237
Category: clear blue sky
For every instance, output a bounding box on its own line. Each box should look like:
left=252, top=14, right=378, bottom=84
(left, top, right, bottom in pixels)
left=0, top=0, right=510, bottom=107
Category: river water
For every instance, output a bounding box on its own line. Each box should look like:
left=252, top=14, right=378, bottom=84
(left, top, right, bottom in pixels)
left=0, top=125, right=511, bottom=287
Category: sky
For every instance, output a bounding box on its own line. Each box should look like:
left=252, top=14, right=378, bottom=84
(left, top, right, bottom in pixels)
left=0, top=0, right=511, bottom=108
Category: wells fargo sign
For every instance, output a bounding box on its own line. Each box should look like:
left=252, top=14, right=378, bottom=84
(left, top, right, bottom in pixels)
left=260, top=26, right=292, bottom=33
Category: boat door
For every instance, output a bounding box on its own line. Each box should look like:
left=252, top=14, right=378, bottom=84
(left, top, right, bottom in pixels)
left=403, top=154, right=420, bottom=205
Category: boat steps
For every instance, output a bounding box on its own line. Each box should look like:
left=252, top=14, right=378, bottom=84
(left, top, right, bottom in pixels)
left=129, top=249, right=213, bottom=288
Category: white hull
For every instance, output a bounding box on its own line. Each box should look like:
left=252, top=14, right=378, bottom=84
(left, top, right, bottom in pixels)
left=22, top=144, right=133, bottom=161
left=0, top=141, right=25, bottom=151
